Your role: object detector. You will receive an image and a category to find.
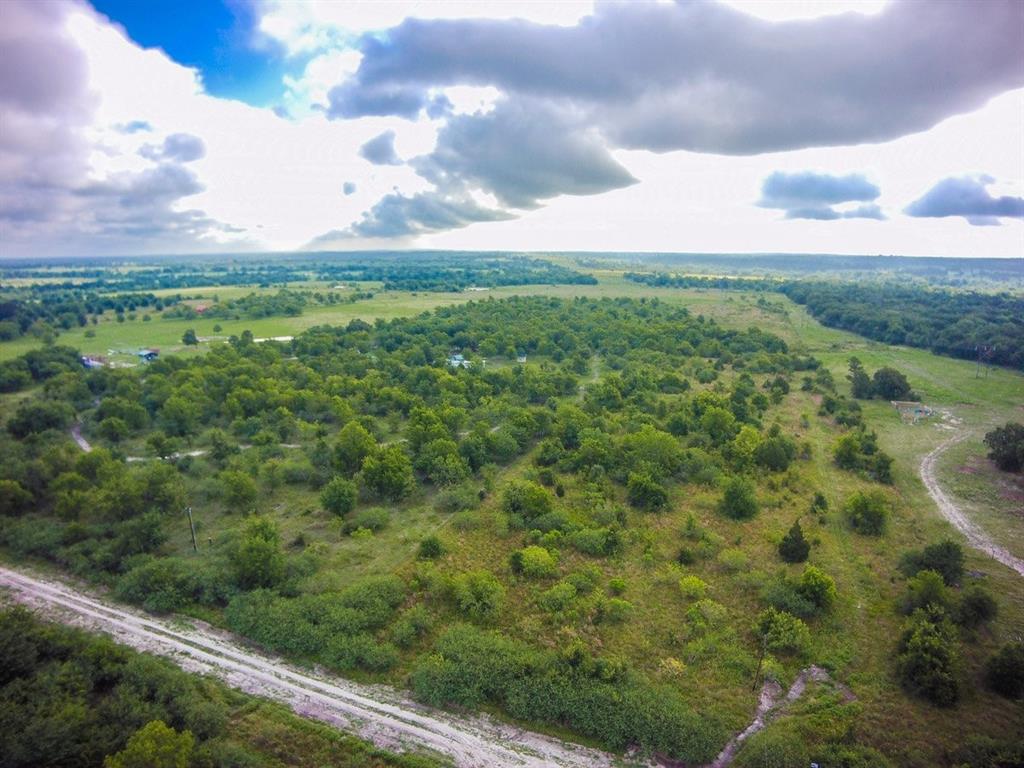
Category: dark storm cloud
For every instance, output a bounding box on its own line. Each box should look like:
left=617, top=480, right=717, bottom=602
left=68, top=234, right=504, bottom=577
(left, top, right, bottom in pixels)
left=905, top=175, right=1024, bottom=226
left=359, top=130, right=402, bottom=165
left=760, top=171, right=884, bottom=221
left=328, top=0, right=1024, bottom=155
left=139, top=133, right=206, bottom=163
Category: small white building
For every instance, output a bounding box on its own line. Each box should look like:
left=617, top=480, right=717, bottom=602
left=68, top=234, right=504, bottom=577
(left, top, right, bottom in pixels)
left=448, top=353, right=472, bottom=369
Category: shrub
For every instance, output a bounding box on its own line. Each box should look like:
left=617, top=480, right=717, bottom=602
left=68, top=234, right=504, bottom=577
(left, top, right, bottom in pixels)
left=220, top=470, right=258, bottom=512
left=755, top=608, right=811, bottom=655
left=627, top=470, right=668, bottom=511
left=569, top=526, right=622, bottom=556
left=761, top=577, right=817, bottom=619
left=342, top=507, right=388, bottom=534
left=843, top=490, right=888, bottom=535
left=602, top=598, right=634, bottom=623
left=230, top=517, right=285, bottom=590
left=754, top=436, right=796, bottom=472
left=896, top=607, right=960, bottom=706
left=985, top=642, right=1024, bottom=699
left=899, top=569, right=949, bottom=614
left=538, top=581, right=578, bottom=612
left=434, top=483, right=480, bottom=513
left=679, top=575, right=708, bottom=600
left=320, top=476, right=357, bottom=516
left=514, top=545, right=557, bottom=579
left=608, top=577, right=627, bottom=595
left=984, top=422, right=1024, bottom=473
left=418, top=535, right=446, bottom=560
left=116, top=557, right=198, bottom=614
left=452, top=571, right=505, bottom=622
left=326, top=633, right=399, bottom=672
left=956, top=584, right=997, bottom=628
left=501, top=480, right=553, bottom=522
left=797, top=565, right=837, bottom=612
left=778, top=519, right=810, bottom=563
left=900, top=539, right=964, bottom=585
left=717, top=547, right=749, bottom=572
left=361, top=445, right=415, bottom=501
left=718, top=476, right=758, bottom=520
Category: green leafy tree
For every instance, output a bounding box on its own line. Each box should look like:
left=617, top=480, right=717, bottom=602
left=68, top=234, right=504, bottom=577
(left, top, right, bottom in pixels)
left=956, top=584, right=998, bottom=628
left=334, top=421, right=377, bottom=475
left=418, top=535, right=446, bottom=560
left=501, top=480, right=553, bottom=522
left=361, top=445, right=415, bottom=501
left=901, top=540, right=963, bottom=585
left=847, top=357, right=873, bottom=399
left=230, top=517, right=285, bottom=589
left=797, top=565, right=837, bottom=612
left=843, top=490, right=889, bottom=535
left=983, top=422, right=1024, bottom=472
left=627, top=470, right=669, bottom=511
left=320, top=476, right=357, bottom=516
left=778, top=519, right=810, bottom=563
left=452, top=570, right=505, bottom=622
left=871, top=367, right=913, bottom=400
left=104, top=720, right=194, bottom=768
left=0, top=479, right=32, bottom=517
left=220, top=470, right=258, bottom=512
left=896, top=607, right=960, bottom=706
left=755, top=607, right=811, bottom=655
left=181, top=329, right=198, bottom=346
left=511, top=545, right=557, bottom=578
left=900, top=569, right=949, bottom=614
left=718, top=476, right=758, bottom=520
left=986, top=642, right=1024, bottom=699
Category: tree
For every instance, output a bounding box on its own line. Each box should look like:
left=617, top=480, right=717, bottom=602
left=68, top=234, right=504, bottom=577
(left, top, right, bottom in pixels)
left=230, top=517, right=285, bottom=589
left=418, top=535, right=445, bottom=560
left=896, top=607, right=960, bottom=706
left=900, top=569, right=949, bottom=614
left=901, top=540, right=964, bottom=585
left=511, top=545, right=557, bottom=578
left=797, top=565, right=837, bottom=612
left=847, top=357, right=873, bottom=399
left=416, top=438, right=470, bottom=486
left=501, top=480, right=553, bottom=522
left=871, top=367, right=913, bottom=400
left=986, top=642, right=1024, bottom=699
left=320, top=476, right=357, bottom=516
left=0, top=479, right=32, bottom=517
left=778, top=520, right=810, bottom=563
left=104, top=720, right=194, bottom=768
left=956, top=584, right=997, bottom=628
left=452, top=570, right=505, bottom=622
left=843, top=490, right=888, bottom=535
left=627, top=470, right=669, bottom=511
left=984, top=422, right=1024, bottom=473
left=754, top=435, right=796, bottom=472
left=755, top=607, right=810, bottom=655
left=220, top=470, right=258, bottom=512
left=181, top=329, right=198, bottom=346
left=361, top=445, right=414, bottom=501
left=334, top=421, right=377, bottom=475
left=718, top=476, right=758, bottom=520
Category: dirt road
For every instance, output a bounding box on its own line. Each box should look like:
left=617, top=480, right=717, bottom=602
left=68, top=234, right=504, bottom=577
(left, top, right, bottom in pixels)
left=920, top=433, right=1024, bottom=578
left=0, top=565, right=620, bottom=768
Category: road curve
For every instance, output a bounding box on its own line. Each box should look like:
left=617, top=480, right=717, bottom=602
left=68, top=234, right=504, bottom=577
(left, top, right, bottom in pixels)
left=0, top=566, right=620, bottom=768
left=920, top=433, right=1024, bottom=578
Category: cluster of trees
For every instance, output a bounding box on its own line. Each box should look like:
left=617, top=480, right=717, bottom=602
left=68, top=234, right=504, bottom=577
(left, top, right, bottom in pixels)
left=0, top=291, right=182, bottom=342
left=0, top=607, right=436, bottom=768
left=846, top=357, right=915, bottom=401
left=984, top=422, right=1024, bottom=473
left=0, top=345, right=83, bottom=393
left=624, top=271, right=1024, bottom=369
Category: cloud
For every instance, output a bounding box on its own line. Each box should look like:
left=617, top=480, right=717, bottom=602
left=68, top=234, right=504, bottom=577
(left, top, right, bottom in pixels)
left=905, top=175, right=1024, bottom=226
left=139, top=132, right=206, bottom=163
left=759, top=171, right=883, bottom=221
left=310, top=190, right=514, bottom=242
left=342, top=181, right=356, bottom=195
left=326, top=0, right=1024, bottom=155
left=359, top=130, right=402, bottom=165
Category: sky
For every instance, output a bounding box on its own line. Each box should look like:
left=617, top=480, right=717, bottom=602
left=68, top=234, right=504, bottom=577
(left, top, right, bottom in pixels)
left=1, top=0, right=1022, bottom=258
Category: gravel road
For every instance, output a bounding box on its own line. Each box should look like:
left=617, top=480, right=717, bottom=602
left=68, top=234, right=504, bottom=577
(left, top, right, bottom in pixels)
left=0, top=565, right=621, bottom=768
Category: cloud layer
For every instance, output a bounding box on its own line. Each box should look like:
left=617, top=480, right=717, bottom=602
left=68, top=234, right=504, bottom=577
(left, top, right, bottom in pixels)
left=758, top=171, right=883, bottom=220
left=905, top=175, right=1024, bottom=226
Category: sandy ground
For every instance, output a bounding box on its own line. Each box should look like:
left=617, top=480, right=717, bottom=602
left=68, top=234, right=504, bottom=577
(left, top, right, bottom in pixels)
left=920, top=432, right=1024, bottom=578
left=0, top=565, right=623, bottom=768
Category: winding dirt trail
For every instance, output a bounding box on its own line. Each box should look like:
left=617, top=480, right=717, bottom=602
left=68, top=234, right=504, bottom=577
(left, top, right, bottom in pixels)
left=920, top=433, right=1024, bottom=578
left=0, top=566, right=620, bottom=768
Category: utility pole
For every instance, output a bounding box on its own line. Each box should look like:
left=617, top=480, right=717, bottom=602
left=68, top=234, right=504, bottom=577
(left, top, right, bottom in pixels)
left=186, top=506, right=198, bottom=552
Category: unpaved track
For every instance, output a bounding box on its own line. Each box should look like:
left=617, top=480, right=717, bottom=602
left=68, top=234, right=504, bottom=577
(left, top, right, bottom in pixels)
left=920, top=433, right=1024, bottom=578
left=0, top=566, right=620, bottom=768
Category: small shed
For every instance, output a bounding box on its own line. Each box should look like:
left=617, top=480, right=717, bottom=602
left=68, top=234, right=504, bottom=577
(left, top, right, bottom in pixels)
left=138, top=348, right=159, bottom=362
left=892, top=400, right=932, bottom=424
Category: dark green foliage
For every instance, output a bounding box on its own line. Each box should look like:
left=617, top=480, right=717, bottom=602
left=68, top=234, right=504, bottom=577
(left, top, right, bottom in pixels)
left=754, top=435, right=796, bottom=472
left=847, top=357, right=874, bottom=399
left=320, top=476, right=357, bottom=516
left=952, top=736, right=1024, bottom=768
left=984, top=422, right=1024, bottom=472
left=833, top=430, right=893, bottom=483
left=501, top=480, right=553, bottom=523
left=843, top=490, right=889, bottom=535
left=626, top=470, right=668, bottom=511
left=361, top=445, right=415, bottom=501
left=871, top=367, right=913, bottom=400
left=410, top=624, right=723, bottom=762
left=985, top=642, right=1024, bottom=699
left=417, top=535, right=445, bottom=560
left=230, top=517, right=285, bottom=590
left=7, top=400, right=74, bottom=438
left=181, top=328, right=198, bottom=346
left=333, top=421, right=377, bottom=475
left=718, top=476, right=758, bottom=520
left=955, top=584, right=998, bottom=629
left=895, top=607, right=960, bottom=706
left=450, top=571, right=505, bottom=623
left=899, top=570, right=950, bottom=615
left=778, top=519, right=810, bottom=563
left=342, top=507, right=389, bottom=534
left=900, top=540, right=964, bottom=585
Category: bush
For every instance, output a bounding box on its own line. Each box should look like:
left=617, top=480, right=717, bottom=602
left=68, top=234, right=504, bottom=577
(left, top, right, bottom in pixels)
left=717, top=547, right=749, bottom=572
left=116, top=557, right=198, bottom=613
left=569, top=526, right=622, bottom=556
left=985, top=642, right=1024, bottom=699
left=501, top=480, right=553, bottom=522
left=754, top=436, right=796, bottom=472
left=984, top=422, right=1024, bottom=472
left=325, top=633, right=399, bottom=672
left=896, top=607, right=960, bottom=706
left=797, top=565, right=837, bottom=612
left=679, top=575, right=708, bottom=599
left=755, top=607, right=811, bottom=655
left=230, top=517, right=285, bottom=590
left=900, top=539, right=963, bottom=585
left=320, top=476, right=357, bottom=516
left=626, top=470, right=668, bottom=511
left=602, top=597, right=634, bottom=623
left=361, top=445, right=415, bottom=501
left=843, top=490, right=888, bottom=535
left=512, top=545, right=557, bottom=578
left=956, top=584, right=997, bottom=628
left=538, top=581, right=577, bottom=612
left=778, top=519, right=810, bottom=563
left=452, top=571, right=505, bottom=622
left=899, top=569, right=949, bottom=615
left=418, top=535, right=446, bottom=560
left=718, top=476, right=758, bottom=520
left=342, top=507, right=388, bottom=534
